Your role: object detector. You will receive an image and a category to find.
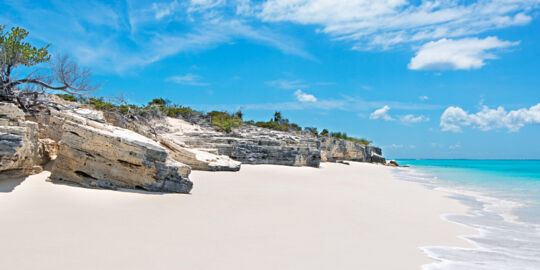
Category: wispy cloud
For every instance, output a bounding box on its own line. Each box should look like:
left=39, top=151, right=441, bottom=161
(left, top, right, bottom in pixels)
left=253, top=0, right=538, bottom=50
left=4, top=0, right=537, bottom=74
left=188, top=0, right=226, bottom=13
left=383, top=144, right=417, bottom=150
left=449, top=143, right=462, bottom=150
left=266, top=79, right=336, bottom=90
left=186, top=96, right=442, bottom=113
left=1, top=1, right=314, bottom=74
left=419, top=95, right=429, bottom=101
left=399, top=114, right=430, bottom=124
left=151, top=0, right=181, bottom=20
left=266, top=79, right=307, bottom=90
left=166, top=73, right=210, bottom=86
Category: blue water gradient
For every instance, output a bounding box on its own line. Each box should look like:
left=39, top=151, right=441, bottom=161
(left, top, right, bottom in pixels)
left=393, top=159, right=540, bottom=269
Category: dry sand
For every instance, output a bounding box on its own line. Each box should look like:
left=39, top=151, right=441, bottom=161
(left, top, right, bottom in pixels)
left=0, top=162, right=475, bottom=270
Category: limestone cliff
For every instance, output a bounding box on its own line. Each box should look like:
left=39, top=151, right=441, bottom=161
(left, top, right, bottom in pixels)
left=150, top=116, right=384, bottom=168
left=0, top=103, right=48, bottom=178
left=319, top=137, right=385, bottom=163
left=1, top=96, right=387, bottom=194
left=154, top=117, right=321, bottom=167
left=51, top=120, right=193, bottom=193
left=0, top=101, right=194, bottom=193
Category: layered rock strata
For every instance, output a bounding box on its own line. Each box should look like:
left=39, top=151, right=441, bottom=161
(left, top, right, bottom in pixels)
left=318, top=137, right=385, bottom=163
left=50, top=119, right=193, bottom=193
left=0, top=103, right=47, bottom=177
left=157, top=117, right=321, bottom=168
left=159, top=136, right=241, bottom=171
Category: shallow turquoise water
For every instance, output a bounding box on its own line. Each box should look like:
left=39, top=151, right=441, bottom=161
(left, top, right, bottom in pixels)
left=396, top=160, right=540, bottom=203
left=393, top=160, right=540, bottom=269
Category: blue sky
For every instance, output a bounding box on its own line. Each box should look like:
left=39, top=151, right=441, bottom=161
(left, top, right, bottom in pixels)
left=2, top=0, right=540, bottom=159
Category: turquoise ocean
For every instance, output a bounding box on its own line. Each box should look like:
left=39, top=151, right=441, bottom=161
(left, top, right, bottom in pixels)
left=394, top=160, right=540, bottom=269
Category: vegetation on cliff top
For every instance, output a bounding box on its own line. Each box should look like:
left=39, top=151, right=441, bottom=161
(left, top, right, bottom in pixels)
left=207, top=111, right=243, bottom=133
left=1, top=24, right=371, bottom=145
left=246, top=112, right=302, bottom=132
left=57, top=93, right=372, bottom=145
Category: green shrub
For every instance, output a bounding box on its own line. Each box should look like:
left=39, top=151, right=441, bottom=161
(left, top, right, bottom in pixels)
left=207, top=111, right=242, bottom=133
left=56, top=93, right=78, bottom=102
left=346, top=137, right=372, bottom=145
left=163, top=105, right=199, bottom=118
left=148, top=98, right=167, bottom=106
left=325, top=131, right=371, bottom=145
left=251, top=111, right=302, bottom=132
left=319, top=129, right=329, bottom=136
left=86, top=97, right=115, bottom=111
left=54, top=95, right=372, bottom=144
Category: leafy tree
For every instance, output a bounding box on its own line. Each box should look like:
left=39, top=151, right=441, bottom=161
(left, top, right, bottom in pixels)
left=252, top=112, right=301, bottom=132
left=304, top=127, right=318, bottom=136
left=320, top=129, right=329, bottom=136
left=235, top=110, right=243, bottom=120
left=273, top=111, right=282, bottom=122
left=148, top=98, right=167, bottom=106
left=0, top=25, right=98, bottom=111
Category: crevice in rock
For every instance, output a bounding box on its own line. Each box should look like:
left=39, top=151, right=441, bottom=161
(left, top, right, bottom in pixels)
left=117, top=159, right=142, bottom=168
left=75, top=170, right=97, bottom=179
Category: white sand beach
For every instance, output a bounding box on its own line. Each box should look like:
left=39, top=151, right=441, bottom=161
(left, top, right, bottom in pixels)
left=0, top=162, right=474, bottom=270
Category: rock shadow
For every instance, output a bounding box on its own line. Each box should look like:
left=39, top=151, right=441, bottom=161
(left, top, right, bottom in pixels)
left=48, top=178, right=190, bottom=196
left=0, top=176, right=26, bottom=192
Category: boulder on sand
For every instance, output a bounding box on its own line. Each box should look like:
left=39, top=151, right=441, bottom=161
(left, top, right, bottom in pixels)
left=50, top=120, right=193, bottom=193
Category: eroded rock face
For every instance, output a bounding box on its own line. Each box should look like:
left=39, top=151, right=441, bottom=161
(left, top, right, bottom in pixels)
left=158, top=117, right=321, bottom=168
left=159, top=136, right=241, bottom=171
left=318, top=137, right=385, bottom=164
left=366, top=145, right=385, bottom=164
left=50, top=120, right=193, bottom=193
left=0, top=103, right=45, bottom=177
left=319, top=137, right=368, bottom=162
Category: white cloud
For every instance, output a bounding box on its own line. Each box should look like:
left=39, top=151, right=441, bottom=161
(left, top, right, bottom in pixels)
left=5, top=0, right=538, bottom=74
left=409, top=37, right=519, bottom=70
left=294, top=89, right=317, bottom=102
left=419, top=95, right=429, bottom=101
left=166, top=74, right=209, bottom=86
left=400, top=114, right=429, bottom=124
left=369, top=105, right=394, bottom=121
left=254, top=0, right=538, bottom=49
left=440, top=103, right=540, bottom=132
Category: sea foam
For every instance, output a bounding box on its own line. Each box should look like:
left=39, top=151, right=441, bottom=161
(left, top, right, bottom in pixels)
left=392, top=164, right=540, bottom=269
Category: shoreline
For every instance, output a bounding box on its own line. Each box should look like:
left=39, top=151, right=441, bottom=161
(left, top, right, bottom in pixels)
left=395, top=164, right=540, bottom=269
left=0, top=162, right=475, bottom=270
